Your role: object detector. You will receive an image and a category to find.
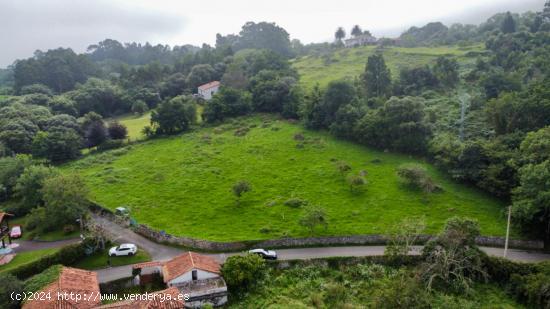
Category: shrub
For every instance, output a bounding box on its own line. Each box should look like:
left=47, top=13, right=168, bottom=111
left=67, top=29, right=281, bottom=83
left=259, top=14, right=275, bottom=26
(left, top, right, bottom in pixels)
left=284, top=197, right=308, bottom=208
left=396, top=163, right=440, bottom=193
left=221, top=254, right=266, bottom=291
left=0, top=273, right=24, bottom=309
left=107, top=121, right=128, bottom=140
left=97, top=139, right=125, bottom=151
left=421, top=217, right=487, bottom=293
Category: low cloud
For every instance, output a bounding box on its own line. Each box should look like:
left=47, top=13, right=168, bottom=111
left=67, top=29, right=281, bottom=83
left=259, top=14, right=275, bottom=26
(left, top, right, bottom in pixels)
left=0, top=0, right=185, bottom=67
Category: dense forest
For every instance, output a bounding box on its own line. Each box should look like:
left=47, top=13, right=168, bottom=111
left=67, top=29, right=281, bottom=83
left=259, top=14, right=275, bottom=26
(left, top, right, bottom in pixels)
left=0, top=2, right=549, bottom=247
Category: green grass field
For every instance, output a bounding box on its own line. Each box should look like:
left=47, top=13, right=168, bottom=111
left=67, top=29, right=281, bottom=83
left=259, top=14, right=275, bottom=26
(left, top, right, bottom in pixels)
left=63, top=115, right=511, bottom=241
left=0, top=248, right=60, bottom=273
left=292, top=45, right=484, bottom=89
left=107, top=112, right=151, bottom=141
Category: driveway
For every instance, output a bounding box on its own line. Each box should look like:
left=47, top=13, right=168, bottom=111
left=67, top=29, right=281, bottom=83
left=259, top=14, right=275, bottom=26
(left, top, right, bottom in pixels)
left=12, top=238, right=80, bottom=253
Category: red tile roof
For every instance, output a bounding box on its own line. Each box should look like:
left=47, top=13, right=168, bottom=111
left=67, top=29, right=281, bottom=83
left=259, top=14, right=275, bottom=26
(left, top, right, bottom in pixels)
left=162, top=252, right=220, bottom=283
left=94, top=287, right=184, bottom=309
left=23, top=267, right=101, bottom=309
left=198, top=81, right=220, bottom=91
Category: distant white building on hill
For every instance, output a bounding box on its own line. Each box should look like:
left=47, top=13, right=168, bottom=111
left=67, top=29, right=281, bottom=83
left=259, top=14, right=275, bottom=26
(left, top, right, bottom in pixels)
left=344, top=34, right=377, bottom=47
left=197, top=81, right=220, bottom=100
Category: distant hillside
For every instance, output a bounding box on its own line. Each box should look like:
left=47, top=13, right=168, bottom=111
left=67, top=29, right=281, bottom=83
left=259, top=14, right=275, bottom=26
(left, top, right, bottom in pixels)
left=292, top=44, right=485, bottom=89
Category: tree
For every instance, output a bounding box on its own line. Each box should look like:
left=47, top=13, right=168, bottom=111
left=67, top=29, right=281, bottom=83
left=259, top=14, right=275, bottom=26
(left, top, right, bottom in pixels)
left=433, top=57, right=459, bottom=88
left=0, top=155, right=32, bottom=201
left=68, top=78, right=129, bottom=116
left=14, top=165, right=58, bottom=215
left=0, top=273, right=23, bottom=309
left=234, top=22, right=293, bottom=57
left=131, top=100, right=149, bottom=115
left=249, top=72, right=299, bottom=114
left=335, top=27, right=346, bottom=42
left=511, top=127, right=550, bottom=242
left=346, top=174, right=366, bottom=192
left=20, top=84, right=53, bottom=96
left=107, top=121, right=128, bottom=140
left=84, top=120, right=108, bottom=148
left=351, top=25, right=363, bottom=37
left=221, top=254, right=266, bottom=291
left=160, top=73, right=187, bottom=98
left=501, top=12, right=517, bottom=33
left=385, top=217, right=426, bottom=258
left=356, top=97, right=431, bottom=154
left=396, top=163, right=438, bottom=193
left=232, top=180, right=251, bottom=204
left=203, top=87, right=252, bottom=123
left=364, top=54, right=391, bottom=98
left=40, top=174, right=89, bottom=231
left=421, top=217, right=487, bottom=293
left=336, top=161, right=352, bottom=176
left=150, top=96, right=196, bottom=134
left=186, top=64, right=216, bottom=91
left=299, top=206, right=328, bottom=234
left=31, top=127, right=82, bottom=163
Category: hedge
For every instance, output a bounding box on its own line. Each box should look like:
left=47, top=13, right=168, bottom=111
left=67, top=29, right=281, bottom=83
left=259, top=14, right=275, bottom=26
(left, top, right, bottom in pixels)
left=7, top=243, right=86, bottom=280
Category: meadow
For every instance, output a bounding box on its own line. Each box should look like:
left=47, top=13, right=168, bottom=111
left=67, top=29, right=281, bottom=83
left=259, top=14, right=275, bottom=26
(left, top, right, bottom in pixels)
left=64, top=115, right=511, bottom=242
left=107, top=112, right=151, bottom=141
left=291, top=44, right=485, bottom=89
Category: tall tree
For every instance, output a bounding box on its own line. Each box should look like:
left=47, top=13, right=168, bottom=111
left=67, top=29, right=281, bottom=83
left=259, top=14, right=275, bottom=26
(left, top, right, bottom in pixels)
left=351, top=25, right=363, bottom=37
left=335, top=27, right=346, bottom=42
left=501, top=12, right=517, bottom=33
left=363, top=54, right=392, bottom=98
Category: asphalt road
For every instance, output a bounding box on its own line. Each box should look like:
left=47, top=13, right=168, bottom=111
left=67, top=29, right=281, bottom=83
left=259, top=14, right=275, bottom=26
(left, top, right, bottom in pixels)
left=92, top=215, right=550, bottom=283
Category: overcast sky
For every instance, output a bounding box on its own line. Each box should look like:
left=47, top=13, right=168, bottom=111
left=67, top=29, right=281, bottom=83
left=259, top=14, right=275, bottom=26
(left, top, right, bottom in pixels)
left=0, top=0, right=544, bottom=67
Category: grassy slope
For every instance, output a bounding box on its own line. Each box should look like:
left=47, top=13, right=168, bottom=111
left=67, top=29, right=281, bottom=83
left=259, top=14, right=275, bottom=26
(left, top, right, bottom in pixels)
left=63, top=115, right=510, bottom=242
left=292, top=45, right=484, bottom=89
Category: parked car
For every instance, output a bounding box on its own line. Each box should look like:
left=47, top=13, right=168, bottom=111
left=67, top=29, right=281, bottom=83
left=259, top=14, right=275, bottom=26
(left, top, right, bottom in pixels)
left=248, top=248, right=277, bottom=260
left=10, top=225, right=22, bottom=239
left=109, top=243, right=137, bottom=257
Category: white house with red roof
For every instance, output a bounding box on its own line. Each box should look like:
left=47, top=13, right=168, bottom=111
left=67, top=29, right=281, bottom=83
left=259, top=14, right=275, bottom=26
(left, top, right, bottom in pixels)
left=197, top=81, right=220, bottom=100
left=132, top=252, right=227, bottom=308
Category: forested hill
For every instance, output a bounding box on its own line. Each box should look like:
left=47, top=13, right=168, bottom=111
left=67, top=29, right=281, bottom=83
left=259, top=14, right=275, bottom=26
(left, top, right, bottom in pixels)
left=0, top=3, right=549, bottom=245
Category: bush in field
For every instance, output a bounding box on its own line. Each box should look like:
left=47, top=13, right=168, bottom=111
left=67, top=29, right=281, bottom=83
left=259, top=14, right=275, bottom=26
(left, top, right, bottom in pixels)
left=396, top=163, right=439, bottom=193
left=232, top=180, right=251, bottom=204
left=335, top=160, right=351, bottom=176
left=221, top=254, right=266, bottom=291
left=299, top=206, right=328, bottom=234
left=284, top=197, right=308, bottom=208
left=346, top=174, right=366, bottom=193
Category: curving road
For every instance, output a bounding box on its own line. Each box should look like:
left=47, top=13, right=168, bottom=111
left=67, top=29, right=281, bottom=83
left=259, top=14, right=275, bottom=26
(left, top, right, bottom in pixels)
left=92, top=215, right=550, bottom=283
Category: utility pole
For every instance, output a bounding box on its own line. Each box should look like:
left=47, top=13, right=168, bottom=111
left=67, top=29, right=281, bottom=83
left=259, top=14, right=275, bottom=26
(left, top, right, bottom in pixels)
left=504, top=206, right=512, bottom=258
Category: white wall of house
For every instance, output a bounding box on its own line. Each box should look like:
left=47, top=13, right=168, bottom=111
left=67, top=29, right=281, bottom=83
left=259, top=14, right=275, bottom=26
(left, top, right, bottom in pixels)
left=167, top=269, right=219, bottom=286
left=198, top=86, right=220, bottom=100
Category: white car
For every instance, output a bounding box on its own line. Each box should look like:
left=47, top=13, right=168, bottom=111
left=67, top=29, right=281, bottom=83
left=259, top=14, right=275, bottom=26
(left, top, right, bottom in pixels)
left=109, top=243, right=137, bottom=257
left=248, top=248, right=277, bottom=260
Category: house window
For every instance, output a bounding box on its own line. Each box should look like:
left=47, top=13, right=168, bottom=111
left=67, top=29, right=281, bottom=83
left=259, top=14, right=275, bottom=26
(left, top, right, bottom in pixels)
left=192, top=270, right=198, bottom=280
